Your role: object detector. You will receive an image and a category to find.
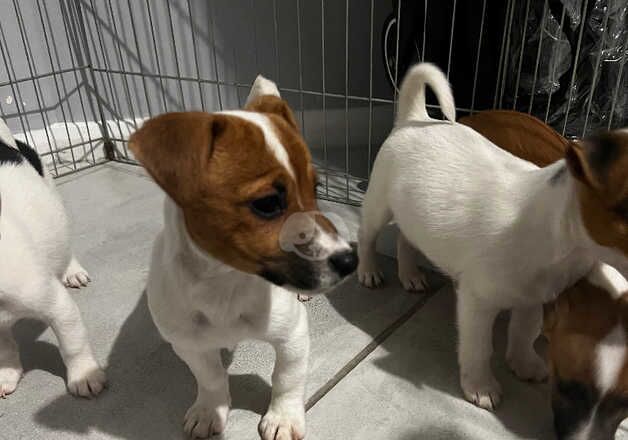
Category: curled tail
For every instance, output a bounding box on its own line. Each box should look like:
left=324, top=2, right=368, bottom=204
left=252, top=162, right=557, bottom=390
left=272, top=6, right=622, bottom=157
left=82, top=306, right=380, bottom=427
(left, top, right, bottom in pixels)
left=396, top=63, right=456, bottom=124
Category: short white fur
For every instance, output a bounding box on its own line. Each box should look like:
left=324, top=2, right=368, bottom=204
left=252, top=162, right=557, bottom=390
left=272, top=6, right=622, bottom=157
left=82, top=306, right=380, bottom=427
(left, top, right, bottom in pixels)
left=145, top=77, right=354, bottom=439
left=358, top=62, right=628, bottom=410
left=0, top=119, right=103, bottom=398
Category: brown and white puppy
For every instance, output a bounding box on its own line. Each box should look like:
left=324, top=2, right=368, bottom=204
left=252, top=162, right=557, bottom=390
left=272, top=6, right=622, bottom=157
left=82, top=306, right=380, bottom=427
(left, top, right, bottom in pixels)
left=462, top=110, right=628, bottom=439
left=129, top=76, right=357, bottom=439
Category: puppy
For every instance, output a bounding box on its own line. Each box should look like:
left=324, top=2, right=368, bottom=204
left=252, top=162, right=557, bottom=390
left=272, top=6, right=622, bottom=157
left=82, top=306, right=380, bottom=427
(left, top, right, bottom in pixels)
left=544, top=264, right=628, bottom=440
left=129, top=76, right=358, bottom=439
left=462, top=110, right=628, bottom=439
left=0, top=119, right=104, bottom=397
left=358, top=62, right=628, bottom=411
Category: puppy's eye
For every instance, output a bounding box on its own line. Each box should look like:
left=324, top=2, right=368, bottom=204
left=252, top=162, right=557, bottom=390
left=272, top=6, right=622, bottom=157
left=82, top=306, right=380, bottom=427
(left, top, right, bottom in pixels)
left=250, top=189, right=286, bottom=220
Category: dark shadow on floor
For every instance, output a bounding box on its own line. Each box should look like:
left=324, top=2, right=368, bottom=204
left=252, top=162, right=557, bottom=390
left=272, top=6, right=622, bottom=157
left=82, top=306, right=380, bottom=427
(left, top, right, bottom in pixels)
left=14, top=319, right=66, bottom=380
left=33, top=293, right=271, bottom=439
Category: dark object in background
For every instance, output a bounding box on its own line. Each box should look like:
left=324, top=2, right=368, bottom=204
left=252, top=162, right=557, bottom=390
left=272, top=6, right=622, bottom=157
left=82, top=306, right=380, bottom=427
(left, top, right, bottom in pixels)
left=383, top=0, right=627, bottom=137
left=382, top=0, right=508, bottom=113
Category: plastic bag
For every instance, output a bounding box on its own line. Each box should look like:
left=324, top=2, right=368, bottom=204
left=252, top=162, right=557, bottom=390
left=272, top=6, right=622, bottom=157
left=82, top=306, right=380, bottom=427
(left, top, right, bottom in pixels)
left=506, top=0, right=627, bottom=136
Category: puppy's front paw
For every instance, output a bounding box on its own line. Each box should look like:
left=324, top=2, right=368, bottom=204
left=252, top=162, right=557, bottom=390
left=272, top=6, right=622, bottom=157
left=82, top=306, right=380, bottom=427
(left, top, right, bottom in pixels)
left=258, top=401, right=305, bottom=440
left=183, top=399, right=230, bottom=438
left=67, top=363, right=106, bottom=398
left=0, top=365, right=22, bottom=397
left=398, top=267, right=427, bottom=292
left=63, top=258, right=91, bottom=288
left=296, top=293, right=312, bottom=302
left=460, top=372, right=502, bottom=411
left=506, top=351, right=548, bottom=383
left=358, top=260, right=384, bottom=288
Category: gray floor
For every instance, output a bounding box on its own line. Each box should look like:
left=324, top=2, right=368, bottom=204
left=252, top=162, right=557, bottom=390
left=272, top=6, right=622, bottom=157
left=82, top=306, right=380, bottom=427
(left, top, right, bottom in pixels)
left=1, top=163, right=625, bottom=440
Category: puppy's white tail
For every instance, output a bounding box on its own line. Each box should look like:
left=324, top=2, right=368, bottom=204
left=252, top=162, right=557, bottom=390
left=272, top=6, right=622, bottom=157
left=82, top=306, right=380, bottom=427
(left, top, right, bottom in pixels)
left=396, top=63, right=456, bottom=124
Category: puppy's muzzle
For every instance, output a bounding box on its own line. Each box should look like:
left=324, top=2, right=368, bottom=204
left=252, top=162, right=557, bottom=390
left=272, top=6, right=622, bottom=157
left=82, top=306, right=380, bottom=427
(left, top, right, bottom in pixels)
left=261, top=212, right=358, bottom=291
left=328, top=247, right=358, bottom=277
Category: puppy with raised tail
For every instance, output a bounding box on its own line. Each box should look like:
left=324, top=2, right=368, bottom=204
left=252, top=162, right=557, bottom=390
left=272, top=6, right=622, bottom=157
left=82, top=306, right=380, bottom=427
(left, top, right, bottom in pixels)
left=129, top=76, right=358, bottom=439
left=0, top=118, right=104, bottom=398
left=358, top=63, right=628, bottom=411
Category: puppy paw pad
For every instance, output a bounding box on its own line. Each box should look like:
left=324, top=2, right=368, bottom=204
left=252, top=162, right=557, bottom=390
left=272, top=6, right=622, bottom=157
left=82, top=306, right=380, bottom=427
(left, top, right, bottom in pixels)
left=68, top=367, right=106, bottom=398
left=461, top=376, right=502, bottom=411
left=398, top=269, right=428, bottom=292
left=63, top=262, right=91, bottom=289
left=183, top=402, right=229, bottom=438
left=0, top=366, right=22, bottom=397
left=358, top=268, right=384, bottom=288
left=258, top=408, right=305, bottom=440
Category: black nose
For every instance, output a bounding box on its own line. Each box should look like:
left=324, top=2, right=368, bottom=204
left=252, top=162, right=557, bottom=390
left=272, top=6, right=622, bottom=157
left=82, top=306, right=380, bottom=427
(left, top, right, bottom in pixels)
left=328, top=249, right=359, bottom=277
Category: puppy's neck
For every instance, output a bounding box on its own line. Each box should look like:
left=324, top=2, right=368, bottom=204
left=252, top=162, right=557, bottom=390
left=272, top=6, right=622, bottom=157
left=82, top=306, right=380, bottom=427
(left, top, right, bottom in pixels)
left=162, top=196, right=236, bottom=279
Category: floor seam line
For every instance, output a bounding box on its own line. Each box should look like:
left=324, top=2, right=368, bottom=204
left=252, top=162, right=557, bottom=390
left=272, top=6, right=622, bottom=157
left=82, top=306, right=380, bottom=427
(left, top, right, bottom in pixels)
left=304, top=283, right=448, bottom=411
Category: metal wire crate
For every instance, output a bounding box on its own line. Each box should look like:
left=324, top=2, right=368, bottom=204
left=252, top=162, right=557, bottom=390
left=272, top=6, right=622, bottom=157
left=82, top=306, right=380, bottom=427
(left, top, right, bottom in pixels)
left=0, top=0, right=626, bottom=205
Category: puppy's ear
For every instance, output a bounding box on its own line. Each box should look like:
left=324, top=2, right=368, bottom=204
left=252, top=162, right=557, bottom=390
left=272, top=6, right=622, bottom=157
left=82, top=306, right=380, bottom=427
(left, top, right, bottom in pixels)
left=246, top=75, right=281, bottom=104
left=245, top=75, right=298, bottom=130
left=246, top=95, right=298, bottom=130
left=129, top=112, right=228, bottom=207
left=565, top=140, right=602, bottom=189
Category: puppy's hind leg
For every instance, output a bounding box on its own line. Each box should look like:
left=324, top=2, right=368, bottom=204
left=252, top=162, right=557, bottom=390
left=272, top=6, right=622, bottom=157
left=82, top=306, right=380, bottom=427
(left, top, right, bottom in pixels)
left=506, top=305, right=547, bottom=382
left=457, top=286, right=502, bottom=411
left=63, top=256, right=91, bottom=289
left=42, top=168, right=90, bottom=289
left=358, top=162, right=392, bottom=288
left=0, top=327, right=22, bottom=397
left=173, top=347, right=231, bottom=438
left=397, top=233, right=427, bottom=292
left=38, top=278, right=105, bottom=397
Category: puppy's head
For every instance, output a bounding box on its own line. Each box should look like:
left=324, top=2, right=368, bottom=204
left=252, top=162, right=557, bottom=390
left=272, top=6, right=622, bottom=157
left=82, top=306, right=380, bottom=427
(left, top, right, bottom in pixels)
left=129, top=76, right=357, bottom=292
left=544, top=266, right=628, bottom=439
left=566, top=130, right=628, bottom=258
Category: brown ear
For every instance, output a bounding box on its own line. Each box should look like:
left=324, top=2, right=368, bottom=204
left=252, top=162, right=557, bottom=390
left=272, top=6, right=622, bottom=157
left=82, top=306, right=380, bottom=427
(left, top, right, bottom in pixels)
left=565, top=140, right=600, bottom=188
left=245, top=95, right=298, bottom=130
left=129, top=112, right=227, bottom=207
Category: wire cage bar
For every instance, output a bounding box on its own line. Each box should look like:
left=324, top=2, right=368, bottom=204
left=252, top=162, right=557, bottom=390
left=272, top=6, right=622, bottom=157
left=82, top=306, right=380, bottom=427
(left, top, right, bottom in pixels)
left=0, top=0, right=626, bottom=205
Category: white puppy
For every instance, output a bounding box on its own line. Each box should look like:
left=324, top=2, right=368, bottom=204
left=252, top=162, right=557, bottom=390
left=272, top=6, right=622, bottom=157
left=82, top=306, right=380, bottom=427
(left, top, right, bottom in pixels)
left=0, top=119, right=104, bottom=397
left=358, top=63, right=628, bottom=410
left=129, top=77, right=358, bottom=439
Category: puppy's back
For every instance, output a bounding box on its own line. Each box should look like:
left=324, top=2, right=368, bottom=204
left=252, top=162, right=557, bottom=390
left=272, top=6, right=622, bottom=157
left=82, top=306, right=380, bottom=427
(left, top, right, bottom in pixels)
left=460, top=110, right=567, bottom=167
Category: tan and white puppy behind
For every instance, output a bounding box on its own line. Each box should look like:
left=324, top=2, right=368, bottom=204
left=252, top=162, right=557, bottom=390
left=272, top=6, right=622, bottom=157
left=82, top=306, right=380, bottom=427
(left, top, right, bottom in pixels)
left=129, top=76, right=357, bottom=439
left=0, top=118, right=104, bottom=398
left=358, top=62, right=628, bottom=412
left=462, top=110, right=628, bottom=439
left=545, top=264, right=628, bottom=440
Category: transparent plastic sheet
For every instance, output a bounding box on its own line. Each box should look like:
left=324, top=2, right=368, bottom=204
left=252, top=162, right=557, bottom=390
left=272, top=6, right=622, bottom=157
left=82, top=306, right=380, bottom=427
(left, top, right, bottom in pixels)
left=507, top=0, right=627, bottom=136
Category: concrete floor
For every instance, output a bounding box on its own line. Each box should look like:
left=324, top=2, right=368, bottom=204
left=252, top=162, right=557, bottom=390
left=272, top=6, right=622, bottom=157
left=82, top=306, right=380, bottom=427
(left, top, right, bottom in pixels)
left=1, top=162, right=627, bottom=440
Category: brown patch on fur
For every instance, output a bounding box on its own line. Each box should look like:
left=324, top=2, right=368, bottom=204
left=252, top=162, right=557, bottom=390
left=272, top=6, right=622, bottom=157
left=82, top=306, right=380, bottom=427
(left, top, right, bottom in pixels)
left=544, top=280, right=618, bottom=385
left=129, top=105, right=319, bottom=276
left=566, top=131, right=628, bottom=255
left=460, top=110, right=568, bottom=167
